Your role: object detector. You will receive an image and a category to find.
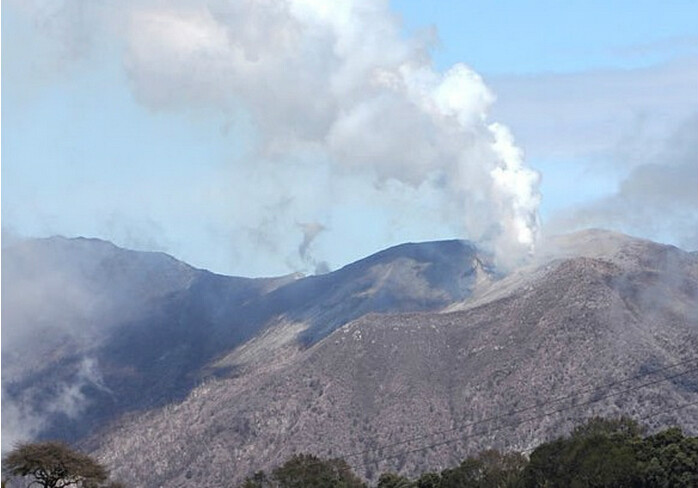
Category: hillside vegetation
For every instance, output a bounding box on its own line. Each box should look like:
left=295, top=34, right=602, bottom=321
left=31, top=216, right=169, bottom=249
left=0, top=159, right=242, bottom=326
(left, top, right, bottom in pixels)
left=4, top=417, right=696, bottom=487
left=240, top=417, right=698, bottom=488
left=3, top=230, right=696, bottom=487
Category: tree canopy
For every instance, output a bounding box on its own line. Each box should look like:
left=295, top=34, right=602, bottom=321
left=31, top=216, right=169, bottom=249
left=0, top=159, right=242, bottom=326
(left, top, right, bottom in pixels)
left=520, top=417, right=698, bottom=488
left=2, top=441, right=120, bottom=488
left=238, top=417, right=698, bottom=488
left=241, top=454, right=366, bottom=488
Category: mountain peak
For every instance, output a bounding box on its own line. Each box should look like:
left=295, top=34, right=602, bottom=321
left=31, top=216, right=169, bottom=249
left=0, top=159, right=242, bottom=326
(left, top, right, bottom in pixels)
left=4, top=230, right=697, bottom=486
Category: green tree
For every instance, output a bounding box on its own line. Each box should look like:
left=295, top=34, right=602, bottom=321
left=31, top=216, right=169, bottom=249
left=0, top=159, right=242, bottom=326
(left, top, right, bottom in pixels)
left=414, top=472, right=440, bottom=488
left=377, top=472, right=414, bottom=488
left=521, top=417, right=644, bottom=488
left=636, top=427, right=698, bottom=487
left=439, top=449, right=525, bottom=488
left=240, top=454, right=365, bottom=488
left=2, top=441, right=112, bottom=488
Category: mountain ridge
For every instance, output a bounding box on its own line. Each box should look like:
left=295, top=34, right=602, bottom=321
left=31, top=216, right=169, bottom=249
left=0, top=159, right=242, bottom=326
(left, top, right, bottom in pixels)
left=2, top=235, right=495, bottom=445
left=91, top=235, right=697, bottom=486
left=2, top=230, right=697, bottom=487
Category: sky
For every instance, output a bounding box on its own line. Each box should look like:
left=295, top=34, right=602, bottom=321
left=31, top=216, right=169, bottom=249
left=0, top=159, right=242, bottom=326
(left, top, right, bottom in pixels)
left=2, top=0, right=697, bottom=277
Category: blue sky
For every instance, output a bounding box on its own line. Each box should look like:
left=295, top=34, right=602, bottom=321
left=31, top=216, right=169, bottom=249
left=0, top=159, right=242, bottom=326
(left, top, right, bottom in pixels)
left=393, top=0, right=698, bottom=74
left=3, top=1, right=697, bottom=276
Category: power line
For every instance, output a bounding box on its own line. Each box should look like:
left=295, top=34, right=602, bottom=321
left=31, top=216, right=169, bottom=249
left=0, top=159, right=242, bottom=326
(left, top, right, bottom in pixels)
left=338, top=357, right=697, bottom=461
left=258, top=359, right=697, bottom=476
left=518, top=399, right=698, bottom=455
left=638, top=399, right=698, bottom=423
left=353, top=364, right=698, bottom=467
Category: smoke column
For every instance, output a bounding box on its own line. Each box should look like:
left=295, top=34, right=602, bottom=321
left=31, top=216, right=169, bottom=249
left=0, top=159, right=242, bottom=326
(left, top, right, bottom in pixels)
left=124, top=0, right=541, bottom=266
left=9, top=0, right=541, bottom=268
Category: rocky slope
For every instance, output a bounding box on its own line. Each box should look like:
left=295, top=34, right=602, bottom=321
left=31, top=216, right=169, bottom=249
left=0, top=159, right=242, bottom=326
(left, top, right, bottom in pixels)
left=2, top=236, right=492, bottom=445
left=83, top=230, right=697, bottom=487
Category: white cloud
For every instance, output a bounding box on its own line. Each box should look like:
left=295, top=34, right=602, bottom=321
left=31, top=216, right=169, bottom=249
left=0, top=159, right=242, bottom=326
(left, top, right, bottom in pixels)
left=489, top=58, right=698, bottom=163
left=487, top=55, right=698, bottom=250
left=549, top=115, right=698, bottom=250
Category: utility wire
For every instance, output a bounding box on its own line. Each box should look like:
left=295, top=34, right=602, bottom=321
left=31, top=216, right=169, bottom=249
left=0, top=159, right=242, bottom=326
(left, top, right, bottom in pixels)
left=339, top=357, right=697, bottom=460
left=518, top=399, right=698, bottom=455
left=354, top=365, right=698, bottom=467
left=638, top=399, right=698, bottom=422
left=266, top=359, right=697, bottom=474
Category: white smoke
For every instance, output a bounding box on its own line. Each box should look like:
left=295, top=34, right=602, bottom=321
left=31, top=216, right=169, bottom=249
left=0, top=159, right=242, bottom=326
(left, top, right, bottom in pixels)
left=121, top=0, right=540, bottom=266
left=7, top=0, right=541, bottom=269
left=297, top=221, right=330, bottom=273
left=1, top=358, right=108, bottom=451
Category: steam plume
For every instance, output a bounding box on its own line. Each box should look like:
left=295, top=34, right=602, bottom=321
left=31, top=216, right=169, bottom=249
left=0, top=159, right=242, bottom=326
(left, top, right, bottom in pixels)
left=123, top=0, right=540, bottom=265
left=8, top=0, right=541, bottom=269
